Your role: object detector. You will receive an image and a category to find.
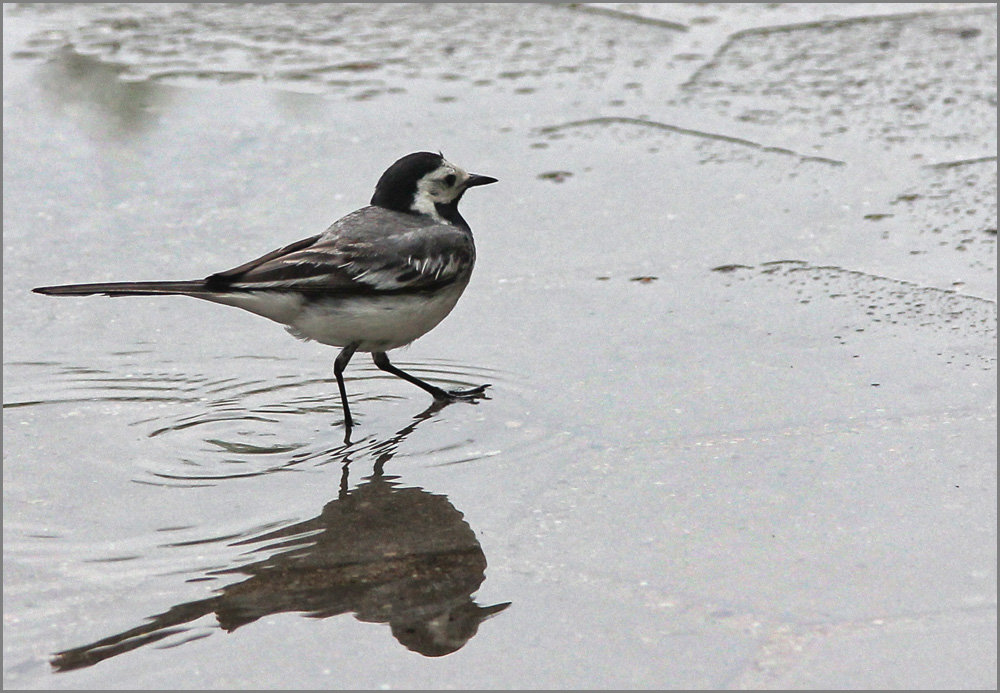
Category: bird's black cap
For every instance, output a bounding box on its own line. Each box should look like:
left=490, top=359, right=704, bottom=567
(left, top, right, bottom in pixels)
left=371, top=152, right=446, bottom=213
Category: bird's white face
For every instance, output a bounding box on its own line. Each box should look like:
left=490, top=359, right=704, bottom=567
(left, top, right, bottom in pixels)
left=411, top=161, right=471, bottom=219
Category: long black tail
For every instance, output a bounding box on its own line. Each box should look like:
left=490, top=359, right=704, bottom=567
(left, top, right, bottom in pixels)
left=33, top=280, right=210, bottom=297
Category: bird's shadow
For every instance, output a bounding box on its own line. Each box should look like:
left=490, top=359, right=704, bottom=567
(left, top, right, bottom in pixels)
left=51, top=403, right=509, bottom=672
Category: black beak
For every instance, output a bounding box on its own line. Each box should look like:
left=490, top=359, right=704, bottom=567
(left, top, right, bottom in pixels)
left=465, top=173, right=498, bottom=188
left=478, top=601, right=512, bottom=619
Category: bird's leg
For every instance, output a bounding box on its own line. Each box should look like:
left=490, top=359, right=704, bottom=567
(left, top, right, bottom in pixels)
left=334, top=344, right=359, bottom=430
left=371, top=351, right=490, bottom=401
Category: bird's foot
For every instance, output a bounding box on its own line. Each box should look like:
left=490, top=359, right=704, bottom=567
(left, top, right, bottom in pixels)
left=435, top=384, right=491, bottom=401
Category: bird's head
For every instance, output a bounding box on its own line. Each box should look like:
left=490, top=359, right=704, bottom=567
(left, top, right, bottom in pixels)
left=371, top=152, right=497, bottom=228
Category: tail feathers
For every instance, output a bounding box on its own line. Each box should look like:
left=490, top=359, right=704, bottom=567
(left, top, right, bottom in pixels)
left=33, top=280, right=210, bottom=297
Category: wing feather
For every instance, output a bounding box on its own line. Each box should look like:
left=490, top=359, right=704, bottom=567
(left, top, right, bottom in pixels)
left=206, top=207, right=474, bottom=295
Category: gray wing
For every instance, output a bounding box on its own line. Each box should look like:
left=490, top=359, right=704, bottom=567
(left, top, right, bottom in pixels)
left=207, top=207, right=475, bottom=294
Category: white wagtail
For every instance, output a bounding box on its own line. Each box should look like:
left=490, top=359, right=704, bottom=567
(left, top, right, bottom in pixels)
left=34, top=152, right=498, bottom=432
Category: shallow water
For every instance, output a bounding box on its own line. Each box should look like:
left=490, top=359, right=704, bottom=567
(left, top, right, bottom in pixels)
left=3, top=3, right=996, bottom=689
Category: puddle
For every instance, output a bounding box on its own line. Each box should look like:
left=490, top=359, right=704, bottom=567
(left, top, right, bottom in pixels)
left=3, top=3, right=995, bottom=689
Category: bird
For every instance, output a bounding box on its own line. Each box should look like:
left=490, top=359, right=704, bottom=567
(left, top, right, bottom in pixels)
left=33, top=151, right=498, bottom=434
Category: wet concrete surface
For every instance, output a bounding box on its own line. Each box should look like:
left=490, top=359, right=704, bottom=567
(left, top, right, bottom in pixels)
left=3, top=3, right=996, bottom=689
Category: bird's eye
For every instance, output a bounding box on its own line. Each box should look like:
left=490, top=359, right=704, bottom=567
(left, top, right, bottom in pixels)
left=443, top=174, right=457, bottom=187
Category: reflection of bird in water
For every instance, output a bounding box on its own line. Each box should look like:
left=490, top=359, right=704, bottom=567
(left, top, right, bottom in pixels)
left=52, top=408, right=508, bottom=671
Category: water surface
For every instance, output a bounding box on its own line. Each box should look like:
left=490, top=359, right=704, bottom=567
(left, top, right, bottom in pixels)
left=4, top=4, right=995, bottom=688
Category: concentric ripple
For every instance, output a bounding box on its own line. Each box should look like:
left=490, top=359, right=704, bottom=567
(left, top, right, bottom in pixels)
left=4, top=355, right=571, bottom=485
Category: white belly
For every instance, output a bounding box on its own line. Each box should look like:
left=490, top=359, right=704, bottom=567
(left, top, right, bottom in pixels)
left=202, top=282, right=469, bottom=352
